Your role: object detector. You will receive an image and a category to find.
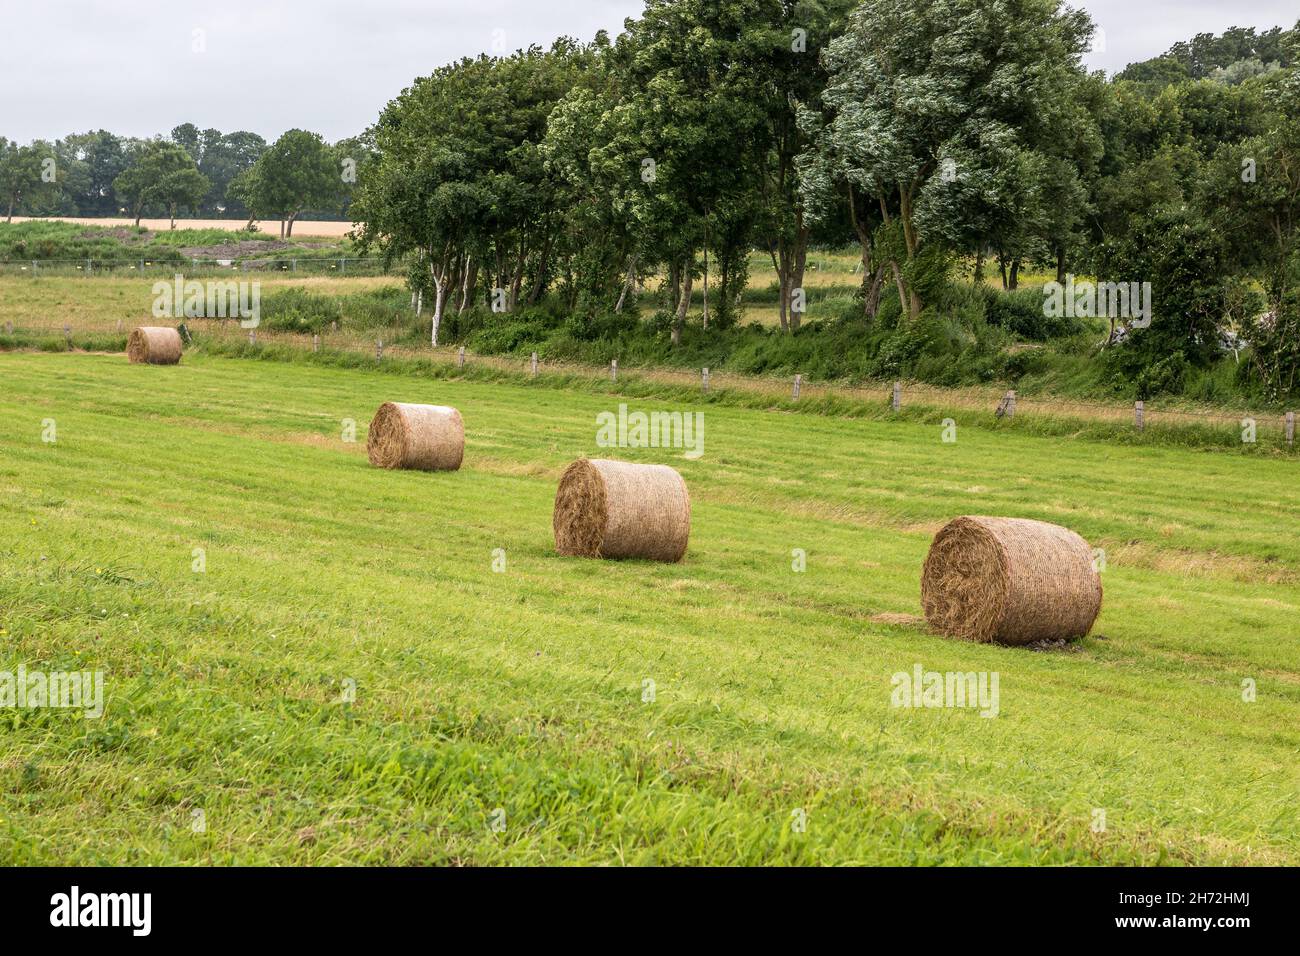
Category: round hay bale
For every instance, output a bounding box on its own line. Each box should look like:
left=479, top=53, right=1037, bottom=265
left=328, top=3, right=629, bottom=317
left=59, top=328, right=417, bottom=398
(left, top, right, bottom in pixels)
left=920, top=516, right=1102, bottom=645
left=127, top=327, right=183, bottom=365
left=366, top=402, right=464, bottom=471
left=553, top=458, right=690, bottom=562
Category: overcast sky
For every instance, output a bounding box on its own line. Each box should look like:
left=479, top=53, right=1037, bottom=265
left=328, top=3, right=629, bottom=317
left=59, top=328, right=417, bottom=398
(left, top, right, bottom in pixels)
left=3, top=0, right=1296, bottom=144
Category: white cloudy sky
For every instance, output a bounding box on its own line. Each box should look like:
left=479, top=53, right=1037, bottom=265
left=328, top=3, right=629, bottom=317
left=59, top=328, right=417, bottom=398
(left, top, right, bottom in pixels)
left=3, top=0, right=1296, bottom=143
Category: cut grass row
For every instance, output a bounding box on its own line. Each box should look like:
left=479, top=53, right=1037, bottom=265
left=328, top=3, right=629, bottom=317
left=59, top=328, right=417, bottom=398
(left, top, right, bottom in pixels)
left=1, top=328, right=1294, bottom=453
left=0, top=352, right=1296, bottom=864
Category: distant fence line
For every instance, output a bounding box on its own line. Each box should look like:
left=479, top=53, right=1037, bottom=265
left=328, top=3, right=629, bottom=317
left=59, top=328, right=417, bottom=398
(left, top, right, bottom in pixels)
left=0, top=257, right=394, bottom=276
left=249, top=330, right=1300, bottom=443
left=2, top=317, right=1295, bottom=446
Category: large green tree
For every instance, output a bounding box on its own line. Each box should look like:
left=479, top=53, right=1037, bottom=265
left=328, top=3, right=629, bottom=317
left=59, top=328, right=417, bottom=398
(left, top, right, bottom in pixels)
left=353, top=42, right=588, bottom=341
left=59, top=131, right=131, bottom=217
left=1198, top=51, right=1300, bottom=398
left=0, top=139, right=60, bottom=222
left=607, top=0, right=771, bottom=342
left=112, top=140, right=207, bottom=227
left=170, top=125, right=268, bottom=217
left=744, top=0, right=857, bottom=330
left=238, top=129, right=339, bottom=237
left=811, top=0, right=1094, bottom=321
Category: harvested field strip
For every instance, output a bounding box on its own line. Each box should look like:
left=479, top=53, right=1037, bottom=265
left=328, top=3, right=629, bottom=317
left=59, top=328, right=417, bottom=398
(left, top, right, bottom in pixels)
left=1, top=352, right=1296, bottom=864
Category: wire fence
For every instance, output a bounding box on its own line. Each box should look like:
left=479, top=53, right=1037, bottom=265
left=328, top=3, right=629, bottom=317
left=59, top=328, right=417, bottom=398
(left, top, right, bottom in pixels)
left=0, top=257, right=394, bottom=277
left=6, top=316, right=1292, bottom=447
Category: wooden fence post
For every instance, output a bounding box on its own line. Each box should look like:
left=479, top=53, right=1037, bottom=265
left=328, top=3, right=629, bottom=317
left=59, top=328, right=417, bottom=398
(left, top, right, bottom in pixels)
left=64, top=324, right=71, bottom=346
left=892, top=381, right=902, bottom=411
left=531, top=352, right=538, bottom=377
left=1286, top=411, right=1295, bottom=447
left=457, top=346, right=465, bottom=369
left=793, top=374, right=802, bottom=400
left=1135, top=401, right=1145, bottom=431
left=702, top=367, right=710, bottom=393
left=610, top=359, right=618, bottom=382
left=312, top=334, right=320, bottom=353
left=249, top=329, right=256, bottom=345
left=376, top=339, right=384, bottom=361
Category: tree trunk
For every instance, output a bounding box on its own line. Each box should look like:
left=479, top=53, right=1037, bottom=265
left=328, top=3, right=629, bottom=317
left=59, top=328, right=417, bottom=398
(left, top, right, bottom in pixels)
left=672, top=258, right=693, bottom=346
left=286, top=213, right=297, bottom=239
left=770, top=245, right=788, bottom=332
left=528, top=235, right=553, bottom=306
left=702, top=242, right=709, bottom=330
left=857, top=240, right=872, bottom=297
left=899, top=187, right=919, bottom=258
left=974, top=247, right=985, bottom=285
left=789, top=230, right=808, bottom=332
left=459, top=256, right=478, bottom=312
left=1008, top=258, right=1021, bottom=291
left=6, top=196, right=14, bottom=223
left=614, top=253, right=638, bottom=313
left=508, top=233, right=527, bottom=310
left=449, top=257, right=463, bottom=308
left=883, top=192, right=922, bottom=321
left=849, top=194, right=877, bottom=320
left=865, top=265, right=886, bottom=320
left=890, top=259, right=908, bottom=318
left=1055, top=246, right=1066, bottom=284
left=431, top=280, right=445, bottom=347
left=169, top=203, right=177, bottom=231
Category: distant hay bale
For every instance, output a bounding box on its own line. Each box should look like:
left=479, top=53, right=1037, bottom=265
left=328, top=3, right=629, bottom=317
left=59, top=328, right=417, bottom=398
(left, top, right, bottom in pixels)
left=366, top=402, right=464, bottom=471
left=921, top=516, right=1102, bottom=645
left=126, top=327, right=182, bottom=365
left=553, top=458, right=690, bottom=562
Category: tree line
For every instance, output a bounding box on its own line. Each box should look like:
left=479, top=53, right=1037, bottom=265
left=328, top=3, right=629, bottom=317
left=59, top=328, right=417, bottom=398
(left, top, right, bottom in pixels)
left=0, top=123, right=365, bottom=235
left=349, top=1, right=1299, bottom=399
left=3, top=2, right=1298, bottom=399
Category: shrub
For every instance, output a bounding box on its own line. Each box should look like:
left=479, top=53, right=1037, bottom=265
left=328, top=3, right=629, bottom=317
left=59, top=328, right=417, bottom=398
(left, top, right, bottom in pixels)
left=260, top=288, right=342, bottom=333
left=983, top=286, right=1084, bottom=340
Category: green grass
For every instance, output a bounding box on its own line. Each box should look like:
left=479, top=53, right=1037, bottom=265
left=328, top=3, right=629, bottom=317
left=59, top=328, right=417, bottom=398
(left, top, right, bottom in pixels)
left=0, top=221, right=269, bottom=262
left=1, top=352, right=1297, bottom=864
left=0, top=221, right=353, bottom=269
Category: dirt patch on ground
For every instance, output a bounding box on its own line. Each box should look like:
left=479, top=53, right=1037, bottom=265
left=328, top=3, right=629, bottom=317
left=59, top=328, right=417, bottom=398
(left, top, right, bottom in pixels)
left=869, top=612, right=926, bottom=628
left=83, top=227, right=154, bottom=243
left=179, top=239, right=300, bottom=258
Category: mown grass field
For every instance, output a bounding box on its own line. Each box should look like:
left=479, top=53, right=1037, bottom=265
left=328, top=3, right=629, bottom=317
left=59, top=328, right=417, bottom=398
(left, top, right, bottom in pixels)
left=1, top=351, right=1297, bottom=864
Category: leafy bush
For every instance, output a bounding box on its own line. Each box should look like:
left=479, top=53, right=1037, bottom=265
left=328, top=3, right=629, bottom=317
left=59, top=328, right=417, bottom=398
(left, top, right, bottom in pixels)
left=564, top=309, right=641, bottom=342
left=339, top=287, right=414, bottom=331
left=982, top=286, right=1085, bottom=340
left=260, top=288, right=342, bottom=333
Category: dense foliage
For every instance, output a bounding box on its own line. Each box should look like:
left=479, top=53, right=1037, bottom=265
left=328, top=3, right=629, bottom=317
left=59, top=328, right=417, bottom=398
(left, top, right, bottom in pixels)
left=5, top=6, right=1299, bottom=401
left=345, top=6, right=1300, bottom=401
left=0, top=124, right=361, bottom=230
